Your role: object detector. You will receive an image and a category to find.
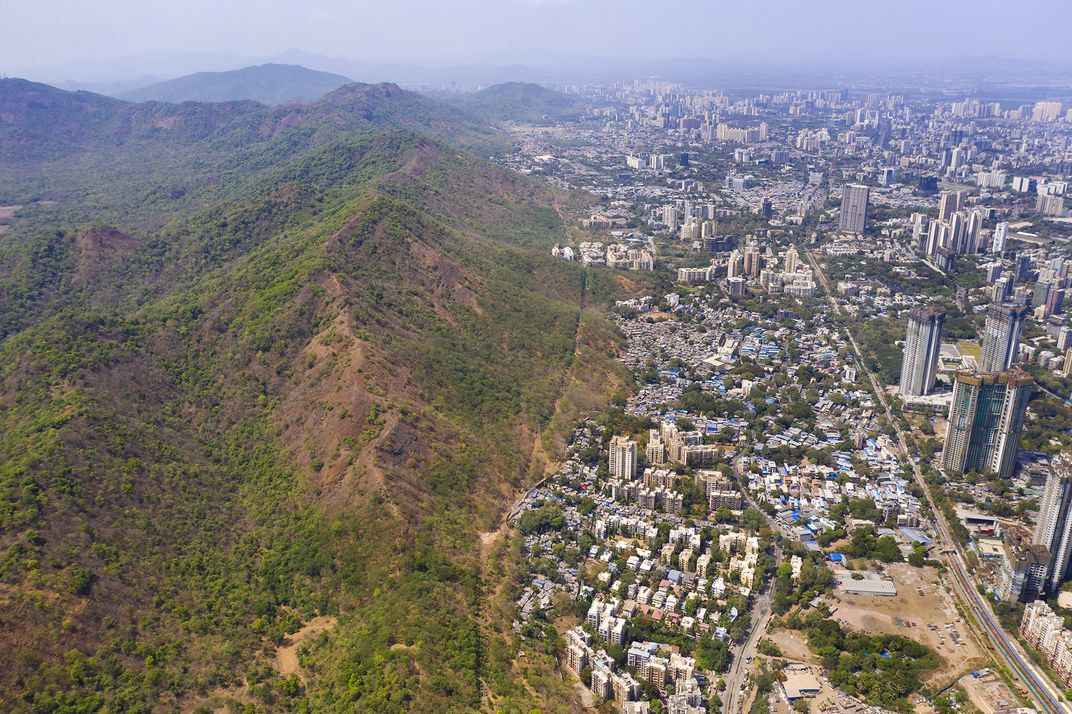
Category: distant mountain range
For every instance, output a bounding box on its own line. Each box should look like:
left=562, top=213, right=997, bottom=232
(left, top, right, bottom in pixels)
left=16, top=50, right=1072, bottom=100
left=0, top=77, right=497, bottom=162
left=118, top=63, right=353, bottom=104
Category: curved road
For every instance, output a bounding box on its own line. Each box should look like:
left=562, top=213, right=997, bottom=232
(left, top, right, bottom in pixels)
left=805, top=247, right=1072, bottom=714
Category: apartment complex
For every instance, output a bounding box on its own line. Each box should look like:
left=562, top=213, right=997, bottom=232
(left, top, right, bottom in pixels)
left=899, top=305, right=946, bottom=396
left=1022, top=601, right=1072, bottom=687
left=942, top=369, right=1032, bottom=478
left=838, top=183, right=870, bottom=234
left=1034, top=454, right=1072, bottom=592
left=979, top=303, right=1029, bottom=373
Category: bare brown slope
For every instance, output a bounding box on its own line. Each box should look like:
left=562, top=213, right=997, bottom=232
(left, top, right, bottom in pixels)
left=73, top=225, right=137, bottom=285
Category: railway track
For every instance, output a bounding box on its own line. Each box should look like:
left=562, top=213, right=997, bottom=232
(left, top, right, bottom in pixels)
left=805, top=247, right=1071, bottom=714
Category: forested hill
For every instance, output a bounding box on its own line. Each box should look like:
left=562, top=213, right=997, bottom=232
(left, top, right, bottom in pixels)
left=0, top=78, right=625, bottom=711
left=449, top=81, right=591, bottom=123
left=119, top=63, right=353, bottom=104
left=0, top=78, right=499, bottom=164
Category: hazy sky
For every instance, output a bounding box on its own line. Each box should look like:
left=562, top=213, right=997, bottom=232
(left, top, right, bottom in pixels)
left=3, top=0, right=1072, bottom=78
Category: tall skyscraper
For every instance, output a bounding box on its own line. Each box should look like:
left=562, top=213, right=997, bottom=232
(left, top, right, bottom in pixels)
left=949, top=212, right=966, bottom=253
left=726, top=248, right=744, bottom=279
left=939, top=190, right=964, bottom=221
left=839, top=184, right=869, bottom=234
left=608, top=435, right=637, bottom=481
left=1034, top=453, right=1072, bottom=592
left=1033, top=101, right=1064, bottom=122
left=645, top=429, right=666, bottom=465
left=662, top=205, right=678, bottom=231
left=992, top=276, right=1013, bottom=303
left=743, top=245, right=763, bottom=278
left=1033, top=281, right=1053, bottom=310
left=761, top=197, right=773, bottom=219
left=949, top=146, right=967, bottom=171
left=991, top=221, right=1009, bottom=253
left=926, top=220, right=948, bottom=256
left=942, top=369, right=1033, bottom=479
left=899, top=305, right=946, bottom=397
left=965, top=210, right=982, bottom=254
left=979, top=303, right=1029, bottom=372
left=784, top=246, right=800, bottom=274
left=910, top=213, right=929, bottom=251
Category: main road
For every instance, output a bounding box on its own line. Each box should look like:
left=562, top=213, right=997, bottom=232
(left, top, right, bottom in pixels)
left=805, top=247, right=1072, bottom=714
left=723, top=478, right=788, bottom=714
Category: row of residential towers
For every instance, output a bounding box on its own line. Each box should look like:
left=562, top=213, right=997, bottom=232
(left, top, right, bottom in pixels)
left=898, top=298, right=1031, bottom=480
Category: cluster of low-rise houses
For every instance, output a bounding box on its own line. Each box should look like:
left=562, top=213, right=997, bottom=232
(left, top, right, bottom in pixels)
left=508, top=289, right=949, bottom=710
left=510, top=421, right=761, bottom=711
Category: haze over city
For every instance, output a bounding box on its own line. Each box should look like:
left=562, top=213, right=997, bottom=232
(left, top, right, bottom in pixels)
left=5, top=0, right=1072, bottom=85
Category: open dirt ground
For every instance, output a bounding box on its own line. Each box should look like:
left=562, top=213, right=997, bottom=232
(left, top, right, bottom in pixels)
left=958, top=669, right=1020, bottom=714
left=827, top=564, right=985, bottom=687
left=274, top=615, right=338, bottom=681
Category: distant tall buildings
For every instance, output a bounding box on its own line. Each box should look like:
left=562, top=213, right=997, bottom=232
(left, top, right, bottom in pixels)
left=645, top=429, right=666, bottom=465
left=1033, top=101, right=1064, bottom=122
left=992, top=275, right=1014, bottom=303
left=991, top=221, right=1009, bottom=253
left=715, top=121, right=768, bottom=143
left=910, top=213, right=929, bottom=251
left=838, top=184, right=870, bottom=234
left=727, top=248, right=744, bottom=279
left=743, top=244, right=763, bottom=278
left=1034, top=454, right=1072, bottom=593
left=609, top=435, right=637, bottom=481
left=899, top=305, right=946, bottom=397
left=916, top=192, right=989, bottom=266
left=979, top=303, right=1029, bottom=373
left=662, top=205, right=678, bottom=231
left=938, top=190, right=964, bottom=222
left=942, top=369, right=1032, bottom=479
left=784, top=246, right=800, bottom=274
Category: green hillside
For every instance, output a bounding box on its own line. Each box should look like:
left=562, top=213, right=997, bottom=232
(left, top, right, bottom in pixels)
left=119, top=63, right=353, bottom=105
left=451, top=82, right=590, bottom=123
left=0, top=79, right=623, bottom=712
left=0, top=79, right=500, bottom=167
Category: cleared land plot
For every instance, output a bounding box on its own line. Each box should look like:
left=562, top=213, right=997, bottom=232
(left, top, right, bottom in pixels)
left=826, top=564, right=985, bottom=686
left=959, top=669, right=1020, bottom=714
left=767, top=629, right=818, bottom=665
